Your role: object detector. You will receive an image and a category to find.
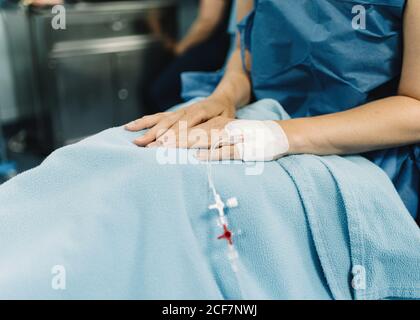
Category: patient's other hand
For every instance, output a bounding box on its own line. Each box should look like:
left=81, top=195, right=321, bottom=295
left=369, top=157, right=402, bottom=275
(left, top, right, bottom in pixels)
left=125, top=95, right=235, bottom=147
left=23, top=0, right=63, bottom=6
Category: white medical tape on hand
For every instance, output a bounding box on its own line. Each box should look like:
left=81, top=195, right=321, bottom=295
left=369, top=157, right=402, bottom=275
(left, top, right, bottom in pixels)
left=224, top=120, right=289, bottom=161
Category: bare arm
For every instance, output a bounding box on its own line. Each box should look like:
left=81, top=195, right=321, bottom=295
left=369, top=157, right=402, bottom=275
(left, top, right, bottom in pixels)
left=175, top=0, right=227, bottom=55
left=206, top=0, right=254, bottom=110
left=280, top=0, right=420, bottom=155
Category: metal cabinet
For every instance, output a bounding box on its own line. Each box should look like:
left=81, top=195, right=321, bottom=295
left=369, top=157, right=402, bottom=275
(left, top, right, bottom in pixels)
left=0, top=8, right=38, bottom=123
left=113, top=44, right=168, bottom=126
left=53, top=54, right=115, bottom=144
left=30, top=1, right=177, bottom=147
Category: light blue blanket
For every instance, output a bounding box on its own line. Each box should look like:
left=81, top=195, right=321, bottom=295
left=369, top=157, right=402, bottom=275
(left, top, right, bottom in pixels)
left=0, top=99, right=418, bottom=300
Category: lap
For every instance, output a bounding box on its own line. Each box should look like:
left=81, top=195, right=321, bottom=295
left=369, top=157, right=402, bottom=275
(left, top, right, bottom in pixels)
left=0, top=99, right=411, bottom=299
left=0, top=124, right=333, bottom=299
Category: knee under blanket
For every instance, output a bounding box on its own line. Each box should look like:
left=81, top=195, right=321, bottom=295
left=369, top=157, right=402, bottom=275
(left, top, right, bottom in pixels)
left=0, top=99, right=418, bottom=300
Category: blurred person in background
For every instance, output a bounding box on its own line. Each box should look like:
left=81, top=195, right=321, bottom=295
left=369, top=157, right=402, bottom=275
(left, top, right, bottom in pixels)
left=150, top=0, right=233, bottom=112
left=0, top=0, right=63, bottom=6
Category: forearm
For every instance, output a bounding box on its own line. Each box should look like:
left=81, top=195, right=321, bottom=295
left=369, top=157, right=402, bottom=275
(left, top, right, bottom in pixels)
left=205, top=0, right=253, bottom=109
left=209, top=49, right=252, bottom=109
left=281, top=96, right=420, bottom=155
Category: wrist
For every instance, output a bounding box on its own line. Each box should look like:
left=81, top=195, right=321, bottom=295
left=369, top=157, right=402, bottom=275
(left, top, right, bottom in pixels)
left=277, top=119, right=308, bottom=155
left=208, top=93, right=236, bottom=116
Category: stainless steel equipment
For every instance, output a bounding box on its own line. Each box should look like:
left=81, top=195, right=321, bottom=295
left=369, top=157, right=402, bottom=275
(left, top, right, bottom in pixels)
left=30, top=1, right=177, bottom=147
left=0, top=7, right=37, bottom=123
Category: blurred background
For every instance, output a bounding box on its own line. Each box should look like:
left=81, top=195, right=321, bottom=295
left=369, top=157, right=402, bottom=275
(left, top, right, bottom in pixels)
left=0, top=0, right=235, bottom=182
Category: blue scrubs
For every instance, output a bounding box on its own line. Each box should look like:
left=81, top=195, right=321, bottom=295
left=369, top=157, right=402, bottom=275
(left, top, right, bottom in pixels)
left=182, top=0, right=419, bottom=220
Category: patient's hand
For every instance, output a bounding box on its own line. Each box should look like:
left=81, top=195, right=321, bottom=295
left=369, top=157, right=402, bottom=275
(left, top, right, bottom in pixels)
left=125, top=95, right=235, bottom=148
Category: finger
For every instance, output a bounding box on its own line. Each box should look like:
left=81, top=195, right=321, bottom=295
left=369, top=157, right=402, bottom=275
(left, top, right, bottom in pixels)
left=155, top=129, right=225, bottom=149
left=125, top=113, right=169, bottom=131
left=186, top=116, right=239, bottom=149
left=159, top=118, right=189, bottom=148
left=148, top=124, right=210, bottom=149
left=195, top=145, right=241, bottom=161
left=146, top=128, right=177, bottom=148
left=157, top=107, right=211, bottom=145
left=134, top=112, right=182, bottom=146
left=187, top=126, right=231, bottom=149
left=184, top=106, right=210, bottom=127
left=159, top=116, right=231, bottom=149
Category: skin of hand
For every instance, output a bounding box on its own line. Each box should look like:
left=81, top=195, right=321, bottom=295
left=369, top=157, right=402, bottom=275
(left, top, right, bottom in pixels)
left=150, top=115, right=235, bottom=150
left=125, top=94, right=236, bottom=148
